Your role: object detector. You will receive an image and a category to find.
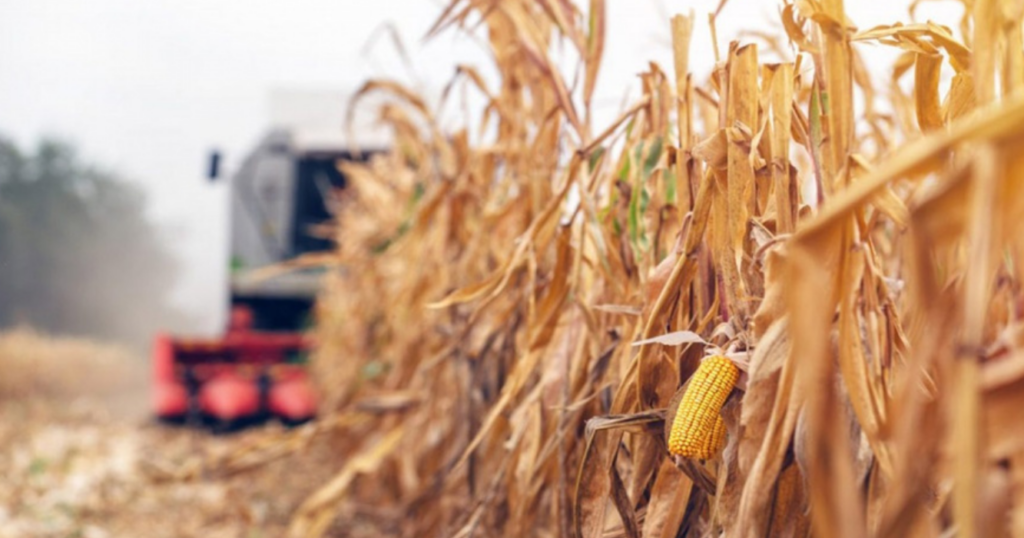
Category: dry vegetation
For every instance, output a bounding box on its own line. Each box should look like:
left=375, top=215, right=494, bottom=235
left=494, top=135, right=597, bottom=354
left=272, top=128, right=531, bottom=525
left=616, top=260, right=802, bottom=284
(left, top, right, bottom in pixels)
left=0, top=328, right=137, bottom=402
left=7, top=1, right=1024, bottom=537
left=287, top=0, right=1024, bottom=537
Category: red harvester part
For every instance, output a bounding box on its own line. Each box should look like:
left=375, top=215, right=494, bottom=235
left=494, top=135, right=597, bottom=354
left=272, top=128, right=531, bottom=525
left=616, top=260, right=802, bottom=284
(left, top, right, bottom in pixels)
left=151, top=306, right=317, bottom=426
left=153, top=381, right=189, bottom=419
left=152, top=333, right=189, bottom=420
left=152, top=333, right=176, bottom=382
left=268, top=367, right=317, bottom=422
left=199, top=370, right=261, bottom=421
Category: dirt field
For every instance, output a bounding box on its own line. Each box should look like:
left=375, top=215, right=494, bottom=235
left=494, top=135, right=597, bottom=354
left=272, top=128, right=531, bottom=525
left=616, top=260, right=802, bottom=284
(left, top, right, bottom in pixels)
left=0, top=329, right=335, bottom=538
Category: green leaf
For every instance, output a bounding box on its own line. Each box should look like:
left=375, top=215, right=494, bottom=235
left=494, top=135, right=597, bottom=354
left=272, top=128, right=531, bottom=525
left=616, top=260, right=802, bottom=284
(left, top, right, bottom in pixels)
left=588, top=146, right=606, bottom=171
left=360, top=360, right=389, bottom=381
left=29, top=458, right=47, bottom=476
left=664, top=169, right=677, bottom=205
left=616, top=154, right=631, bottom=180
left=628, top=191, right=640, bottom=247
left=642, top=136, right=663, bottom=178
left=411, top=182, right=426, bottom=204
left=809, top=83, right=825, bottom=178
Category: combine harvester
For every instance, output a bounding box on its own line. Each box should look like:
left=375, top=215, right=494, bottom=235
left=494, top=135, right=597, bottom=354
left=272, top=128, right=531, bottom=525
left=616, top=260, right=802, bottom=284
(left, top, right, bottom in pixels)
left=153, top=92, right=386, bottom=429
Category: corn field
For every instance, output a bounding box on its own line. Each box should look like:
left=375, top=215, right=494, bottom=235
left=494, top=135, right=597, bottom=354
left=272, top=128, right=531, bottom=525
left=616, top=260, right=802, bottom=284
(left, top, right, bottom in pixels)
left=289, top=0, right=1024, bottom=536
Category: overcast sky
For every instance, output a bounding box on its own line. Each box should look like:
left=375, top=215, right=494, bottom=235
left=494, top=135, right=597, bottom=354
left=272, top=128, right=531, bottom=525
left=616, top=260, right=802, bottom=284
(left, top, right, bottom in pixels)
left=0, top=0, right=954, bottom=331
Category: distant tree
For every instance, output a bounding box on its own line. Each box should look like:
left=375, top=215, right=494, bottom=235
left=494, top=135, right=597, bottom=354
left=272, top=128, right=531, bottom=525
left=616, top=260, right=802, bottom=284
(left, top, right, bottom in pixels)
left=0, top=134, right=192, bottom=346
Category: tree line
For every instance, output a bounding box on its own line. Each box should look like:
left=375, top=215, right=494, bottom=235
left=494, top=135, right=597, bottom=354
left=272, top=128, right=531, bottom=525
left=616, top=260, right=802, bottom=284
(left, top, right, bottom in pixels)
left=0, top=133, right=193, bottom=347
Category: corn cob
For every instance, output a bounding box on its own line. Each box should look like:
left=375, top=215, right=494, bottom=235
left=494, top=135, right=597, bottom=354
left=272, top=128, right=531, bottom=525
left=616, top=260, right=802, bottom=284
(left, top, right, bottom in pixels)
left=668, top=355, right=738, bottom=459
left=700, top=414, right=728, bottom=457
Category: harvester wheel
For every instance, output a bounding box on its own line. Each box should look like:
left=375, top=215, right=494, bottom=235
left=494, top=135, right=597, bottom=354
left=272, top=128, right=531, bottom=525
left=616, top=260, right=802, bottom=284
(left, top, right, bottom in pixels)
left=268, top=368, right=317, bottom=425
left=199, top=370, right=261, bottom=429
left=152, top=334, right=188, bottom=422
left=153, top=382, right=189, bottom=424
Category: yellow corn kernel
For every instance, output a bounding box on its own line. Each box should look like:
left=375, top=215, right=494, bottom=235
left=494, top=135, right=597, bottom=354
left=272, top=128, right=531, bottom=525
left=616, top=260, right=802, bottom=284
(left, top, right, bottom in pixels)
left=700, top=414, right=727, bottom=457
left=667, top=355, right=738, bottom=459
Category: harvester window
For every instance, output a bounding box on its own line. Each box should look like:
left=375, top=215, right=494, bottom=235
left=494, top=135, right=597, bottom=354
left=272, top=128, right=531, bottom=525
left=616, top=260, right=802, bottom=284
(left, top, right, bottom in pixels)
left=291, top=156, right=346, bottom=255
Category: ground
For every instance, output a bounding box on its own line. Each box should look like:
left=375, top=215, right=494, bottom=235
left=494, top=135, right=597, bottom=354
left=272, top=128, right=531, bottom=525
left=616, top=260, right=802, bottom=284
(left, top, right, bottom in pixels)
left=0, top=329, right=335, bottom=538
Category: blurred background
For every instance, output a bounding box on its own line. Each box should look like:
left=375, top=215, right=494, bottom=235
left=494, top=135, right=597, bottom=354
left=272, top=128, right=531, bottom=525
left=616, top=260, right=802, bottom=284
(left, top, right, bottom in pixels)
left=2, top=0, right=489, bottom=342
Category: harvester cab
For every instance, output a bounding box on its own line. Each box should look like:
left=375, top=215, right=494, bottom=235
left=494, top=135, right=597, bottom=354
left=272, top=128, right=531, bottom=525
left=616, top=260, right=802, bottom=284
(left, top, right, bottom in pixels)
left=152, top=128, right=378, bottom=428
